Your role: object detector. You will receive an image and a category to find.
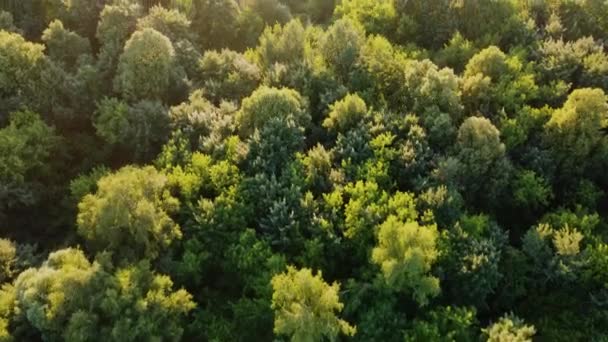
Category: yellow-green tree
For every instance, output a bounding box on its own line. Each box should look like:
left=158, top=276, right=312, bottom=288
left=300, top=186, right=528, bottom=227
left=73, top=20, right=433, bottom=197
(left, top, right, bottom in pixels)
left=372, top=215, right=440, bottom=306
left=77, top=166, right=181, bottom=261
left=0, top=31, right=50, bottom=118
left=271, top=267, right=356, bottom=341
left=483, top=314, right=536, bottom=342
left=544, top=88, right=608, bottom=176
left=0, top=239, right=15, bottom=284
left=323, top=93, right=368, bottom=133
left=5, top=248, right=194, bottom=341
left=237, top=86, right=308, bottom=137
left=334, top=0, right=397, bottom=36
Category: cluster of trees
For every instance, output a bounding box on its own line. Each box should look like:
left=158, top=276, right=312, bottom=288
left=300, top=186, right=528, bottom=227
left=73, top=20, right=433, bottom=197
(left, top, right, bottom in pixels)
left=1, top=0, right=608, bottom=340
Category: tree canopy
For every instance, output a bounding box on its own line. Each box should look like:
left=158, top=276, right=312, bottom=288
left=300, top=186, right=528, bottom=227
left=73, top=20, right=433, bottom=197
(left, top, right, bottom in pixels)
left=2, top=0, right=608, bottom=340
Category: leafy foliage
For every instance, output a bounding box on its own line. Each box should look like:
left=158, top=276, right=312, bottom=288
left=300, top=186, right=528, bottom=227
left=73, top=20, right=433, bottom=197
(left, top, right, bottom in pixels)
left=41, top=20, right=91, bottom=70
left=372, top=216, right=440, bottom=306
left=237, top=86, right=309, bottom=137
left=197, top=49, right=261, bottom=104
left=0, top=31, right=50, bottom=118
left=5, top=248, right=194, bottom=341
left=77, top=166, right=181, bottom=262
left=2, top=1, right=608, bottom=340
left=271, top=266, right=356, bottom=341
left=483, top=314, right=536, bottom=342
left=114, top=28, right=176, bottom=102
left=0, top=111, right=61, bottom=223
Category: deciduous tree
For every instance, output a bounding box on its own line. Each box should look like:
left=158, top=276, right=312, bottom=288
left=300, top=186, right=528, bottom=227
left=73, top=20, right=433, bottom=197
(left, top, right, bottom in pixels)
left=77, top=166, right=181, bottom=261
left=42, top=19, right=91, bottom=71
left=372, top=215, right=440, bottom=306
left=483, top=314, right=536, bottom=342
left=271, top=266, right=356, bottom=341
left=544, top=88, right=608, bottom=177
left=197, top=49, right=261, bottom=104
left=6, top=248, right=194, bottom=341
left=114, top=28, right=176, bottom=102
left=237, top=86, right=308, bottom=137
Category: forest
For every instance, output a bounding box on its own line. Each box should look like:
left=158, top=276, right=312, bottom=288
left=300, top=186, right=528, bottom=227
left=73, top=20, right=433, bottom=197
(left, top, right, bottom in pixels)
left=1, top=0, right=608, bottom=341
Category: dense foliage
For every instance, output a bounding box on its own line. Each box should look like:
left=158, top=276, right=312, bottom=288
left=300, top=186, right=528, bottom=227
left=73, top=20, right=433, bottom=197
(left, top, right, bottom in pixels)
left=1, top=0, right=608, bottom=340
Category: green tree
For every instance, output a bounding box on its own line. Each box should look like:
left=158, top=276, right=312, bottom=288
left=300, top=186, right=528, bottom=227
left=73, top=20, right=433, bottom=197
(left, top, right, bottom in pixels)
left=246, top=116, right=304, bottom=176
left=271, top=266, right=356, bottom=341
left=334, top=0, right=397, bottom=37
left=93, top=97, right=130, bottom=146
left=55, top=0, right=101, bottom=42
left=0, top=11, right=19, bottom=33
left=304, top=0, right=336, bottom=23
left=512, top=170, right=553, bottom=211
left=77, top=166, right=181, bottom=261
left=0, top=1, right=52, bottom=39
left=95, top=3, right=143, bottom=93
left=372, top=215, right=440, bottom=306
left=94, top=98, right=171, bottom=161
left=256, top=19, right=306, bottom=69
left=0, top=31, right=50, bottom=119
left=197, top=49, right=261, bottom=104
left=114, top=28, right=176, bottom=102
left=402, top=59, right=463, bottom=147
left=404, top=59, right=462, bottom=117
left=96, top=3, right=142, bottom=47
left=237, top=86, right=309, bottom=137
left=137, top=5, right=192, bottom=44
left=320, top=18, right=365, bottom=82
left=341, top=180, right=388, bottom=240
left=462, top=46, right=538, bottom=117
left=0, top=111, right=60, bottom=220
left=250, top=0, right=292, bottom=25
left=41, top=19, right=91, bottom=71
left=223, top=229, right=286, bottom=340
left=548, top=0, right=608, bottom=42
left=464, top=46, right=508, bottom=81
left=453, top=116, right=511, bottom=207
left=191, top=0, right=241, bottom=50
left=0, top=283, right=16, bottom=341
left=356, top=34, right=407, bottom=109
left=124, top=100, right=171, bottom=159
left=168, top=89, right=238, bottom=157
left=69, top=166, right=110, bottom=205
left=538, top=37, right=608, bottom=90
left=404, top=306, right=479, bottom=342
left=522, top=222, right=586, bottom=281
left=544, top=88, right=608, bottom=177
left=393, top=0, right=455, bottom=49
left=136, top=5, right=200, bottom=78
left=6, top=248, right=194, bottom=341
left=439, top=215, right=507, bottom=308
left=434, top=32, right=477, bottom=74
left=417, top=185, right=463, bottom=228
left=232, top=7, right=266, bottom=51
left=323, top=93, right=368, bottom=134
left=301, top=144, right=333, bottom=194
